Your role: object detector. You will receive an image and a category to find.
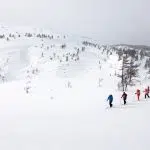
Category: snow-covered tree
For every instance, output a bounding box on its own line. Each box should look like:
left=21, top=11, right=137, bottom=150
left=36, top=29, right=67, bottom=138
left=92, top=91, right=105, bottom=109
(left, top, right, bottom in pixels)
left=98, top=78, right=103, bottom=87
left=0, top=58, right=9, bottom=83
left=117, top=55, right=130, bottom=91
left=117, top=56, right=139, bottom=91
left=67, top=81, right=72, bottom=88
left=126, top=59, right=139, bottom=85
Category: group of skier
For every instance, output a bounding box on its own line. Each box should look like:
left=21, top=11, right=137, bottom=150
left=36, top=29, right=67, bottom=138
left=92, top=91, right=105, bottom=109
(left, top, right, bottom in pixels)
left=107, top=86, right=150, bottom=108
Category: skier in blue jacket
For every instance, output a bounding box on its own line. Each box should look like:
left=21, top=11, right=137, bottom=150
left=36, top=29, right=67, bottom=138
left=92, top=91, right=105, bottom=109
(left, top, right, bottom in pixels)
left=107, top=94, right=113, bottom=108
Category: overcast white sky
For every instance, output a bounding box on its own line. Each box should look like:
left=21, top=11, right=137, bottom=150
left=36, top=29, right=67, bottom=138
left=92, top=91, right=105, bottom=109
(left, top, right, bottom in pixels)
left=0, top=0, right=150, bottom=45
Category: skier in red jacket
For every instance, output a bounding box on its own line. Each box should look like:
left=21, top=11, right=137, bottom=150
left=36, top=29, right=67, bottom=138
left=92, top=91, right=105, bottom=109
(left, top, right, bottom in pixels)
left=135, top=89, right=140, bottom=101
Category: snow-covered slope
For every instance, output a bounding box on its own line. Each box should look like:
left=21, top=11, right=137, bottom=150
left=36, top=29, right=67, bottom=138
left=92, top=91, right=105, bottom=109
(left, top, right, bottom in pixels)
left=0, top=25, right=150, bottom=150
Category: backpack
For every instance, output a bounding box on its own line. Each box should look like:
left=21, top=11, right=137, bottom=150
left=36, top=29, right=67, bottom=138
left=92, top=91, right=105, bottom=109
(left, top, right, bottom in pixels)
left=108, top=95, right=113, bottom=101
left=137, top=89, right=140, bottom=94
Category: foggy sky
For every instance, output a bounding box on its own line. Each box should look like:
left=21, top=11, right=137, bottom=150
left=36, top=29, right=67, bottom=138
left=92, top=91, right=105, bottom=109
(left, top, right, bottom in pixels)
left=0, top=0, right=150, bottom=45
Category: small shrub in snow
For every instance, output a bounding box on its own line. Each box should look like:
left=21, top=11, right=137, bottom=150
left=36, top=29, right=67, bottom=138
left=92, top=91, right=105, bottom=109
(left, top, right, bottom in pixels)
left=50, top=57, right=53, bottom=61
left=24, top=86, right=31, bottom=94
left=61, top=44, right=66, bottom=49
left=41, top=52, right=44, bottom=57
left=67, top=81, right=72, bottom=88
left=66, top=56, right=68, bottom=62
left=6, top=37, right=9, bottom=41
left=0, top=75, right=6, bottom=82
left=99, top=65, right=102, bottom=70
left=0, top=34, right=5, bottom=39
left=82, top=47, right=85, bottom=52
left=98, top=78, right=103, bottom=87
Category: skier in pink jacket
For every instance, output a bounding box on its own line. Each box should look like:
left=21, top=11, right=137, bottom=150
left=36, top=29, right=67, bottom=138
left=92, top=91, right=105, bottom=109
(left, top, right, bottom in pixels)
left=143, top=88, right=150, bottom=99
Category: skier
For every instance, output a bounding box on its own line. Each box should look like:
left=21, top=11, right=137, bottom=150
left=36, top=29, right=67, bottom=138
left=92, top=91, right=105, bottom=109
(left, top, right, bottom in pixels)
left=148, top=86, right=150, bottom=94
left=121, top=92, right=127, bottom=105
left=135, top=89, right=140, bottom=101
left=107, top=94, right=113, bottom=108
left=143, top=88, right=150, bottom=99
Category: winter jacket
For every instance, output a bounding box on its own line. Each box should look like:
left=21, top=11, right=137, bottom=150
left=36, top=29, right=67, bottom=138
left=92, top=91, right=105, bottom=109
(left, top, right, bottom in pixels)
left=143, top=89, right=149, bottom=94
left=107, top=95, right=113, bottom=102
left=121, top=93, right=127, bottom=100
left=136, top=89, right=140, bottom=95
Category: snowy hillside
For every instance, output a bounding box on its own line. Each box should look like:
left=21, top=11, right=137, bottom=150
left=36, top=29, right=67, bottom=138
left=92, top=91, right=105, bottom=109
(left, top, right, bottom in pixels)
left=0, top=25, right=150, bottom=150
